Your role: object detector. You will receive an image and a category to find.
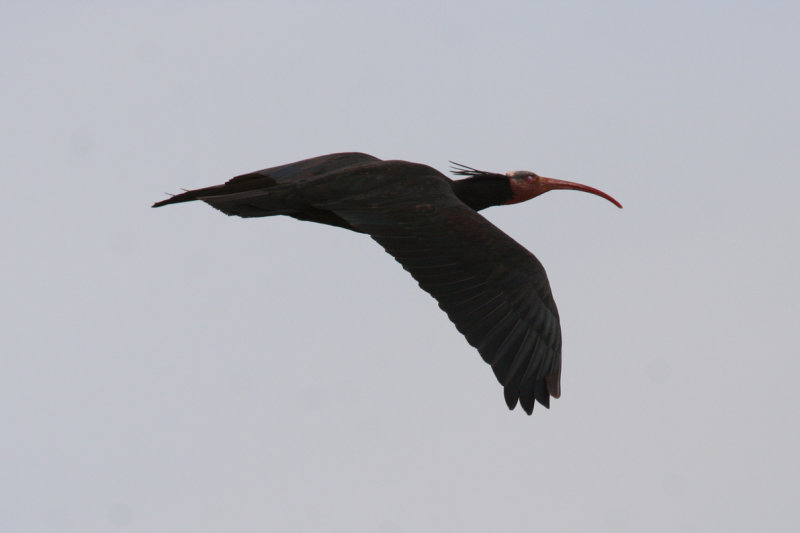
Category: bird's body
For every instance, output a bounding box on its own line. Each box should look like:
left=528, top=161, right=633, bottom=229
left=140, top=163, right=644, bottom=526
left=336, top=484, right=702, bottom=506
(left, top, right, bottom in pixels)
left=154, top=152, right=621, bottom=414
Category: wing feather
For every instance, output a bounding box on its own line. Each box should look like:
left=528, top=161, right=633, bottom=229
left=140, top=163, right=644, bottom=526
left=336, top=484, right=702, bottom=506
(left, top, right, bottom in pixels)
left=323, top=168, right=562, bottom=413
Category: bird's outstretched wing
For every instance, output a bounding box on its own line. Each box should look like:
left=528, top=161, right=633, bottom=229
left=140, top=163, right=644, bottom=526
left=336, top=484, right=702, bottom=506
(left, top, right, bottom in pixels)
left=153, top=152, right=380, bottom=208
left=315, top=165, right=562, bottom=413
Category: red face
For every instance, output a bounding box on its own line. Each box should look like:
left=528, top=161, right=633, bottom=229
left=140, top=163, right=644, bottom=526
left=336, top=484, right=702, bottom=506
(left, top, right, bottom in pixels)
left=506, top=171, right=622, bottom=208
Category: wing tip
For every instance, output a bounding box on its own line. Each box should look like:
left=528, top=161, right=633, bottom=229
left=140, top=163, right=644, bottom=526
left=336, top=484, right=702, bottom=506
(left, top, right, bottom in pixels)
left=504, top=388, right=519, bottom=411
left=546, top=375, right=561, bottom=399
left=505, top=375, right=560, bottom=415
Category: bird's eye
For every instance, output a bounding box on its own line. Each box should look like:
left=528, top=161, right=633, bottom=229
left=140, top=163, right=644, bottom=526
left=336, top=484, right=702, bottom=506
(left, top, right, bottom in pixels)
left=526, top=175, right=536, bottom=183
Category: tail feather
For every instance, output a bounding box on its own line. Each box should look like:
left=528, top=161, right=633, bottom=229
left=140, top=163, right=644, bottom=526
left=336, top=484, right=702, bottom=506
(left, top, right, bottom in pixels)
left=152, top=181, right=298, bottom=218
left=152, top=185, right=228, bottom=208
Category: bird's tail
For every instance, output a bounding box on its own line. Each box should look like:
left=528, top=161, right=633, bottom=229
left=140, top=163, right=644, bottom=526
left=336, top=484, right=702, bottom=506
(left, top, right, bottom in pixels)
left=153, top=181, right=298, bottom=218
left=152, top=185, right=228, bottom=208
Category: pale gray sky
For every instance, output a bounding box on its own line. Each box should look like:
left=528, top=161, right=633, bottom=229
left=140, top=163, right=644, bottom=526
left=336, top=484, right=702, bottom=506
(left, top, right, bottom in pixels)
left=2, top=2, right=798, bottom=532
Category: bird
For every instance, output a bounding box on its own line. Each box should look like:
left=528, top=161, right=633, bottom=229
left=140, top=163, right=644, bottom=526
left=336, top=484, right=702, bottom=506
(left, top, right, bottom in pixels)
left=153, top=152, right=621, bottom=414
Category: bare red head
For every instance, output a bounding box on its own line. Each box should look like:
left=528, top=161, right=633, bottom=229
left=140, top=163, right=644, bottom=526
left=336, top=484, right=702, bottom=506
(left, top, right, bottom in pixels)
left=505, top=171, right=622, bottom=208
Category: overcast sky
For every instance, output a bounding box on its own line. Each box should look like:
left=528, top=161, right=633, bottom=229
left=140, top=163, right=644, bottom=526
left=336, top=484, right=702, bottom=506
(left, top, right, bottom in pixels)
left=2, top=2, right=798, bottom=532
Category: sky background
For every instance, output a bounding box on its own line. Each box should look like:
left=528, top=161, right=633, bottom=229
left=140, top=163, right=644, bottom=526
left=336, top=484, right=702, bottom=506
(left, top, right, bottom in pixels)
left=2, top=2, right=798, bottom=532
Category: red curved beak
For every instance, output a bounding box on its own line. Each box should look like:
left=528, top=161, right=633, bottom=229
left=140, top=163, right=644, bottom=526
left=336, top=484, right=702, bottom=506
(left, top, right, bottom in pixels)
left=539, top=177, right=623, bottom=208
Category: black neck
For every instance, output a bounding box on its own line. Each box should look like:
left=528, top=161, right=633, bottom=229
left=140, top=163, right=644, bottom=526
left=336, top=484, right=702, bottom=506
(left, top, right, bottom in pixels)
left=451, top=176, right=513, bottom=211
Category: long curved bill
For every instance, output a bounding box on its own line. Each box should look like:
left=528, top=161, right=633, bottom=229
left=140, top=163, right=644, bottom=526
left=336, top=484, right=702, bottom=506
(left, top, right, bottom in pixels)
left=540, top=177, right=623, bottom=208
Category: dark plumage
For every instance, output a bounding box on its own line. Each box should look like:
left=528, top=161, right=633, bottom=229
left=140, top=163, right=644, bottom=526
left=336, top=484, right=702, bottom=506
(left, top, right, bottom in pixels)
left=153, top=152, right=621, bottom=414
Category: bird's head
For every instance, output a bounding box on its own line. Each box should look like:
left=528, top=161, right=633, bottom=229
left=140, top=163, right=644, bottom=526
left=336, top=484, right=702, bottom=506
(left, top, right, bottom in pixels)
left=450, top=162, right=622, bottom=210
left=505, top=170, right=622, bottom=208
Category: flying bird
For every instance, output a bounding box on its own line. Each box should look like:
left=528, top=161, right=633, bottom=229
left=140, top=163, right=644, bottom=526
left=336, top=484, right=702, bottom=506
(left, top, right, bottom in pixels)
left=153, top=152, right=621, bottom=414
